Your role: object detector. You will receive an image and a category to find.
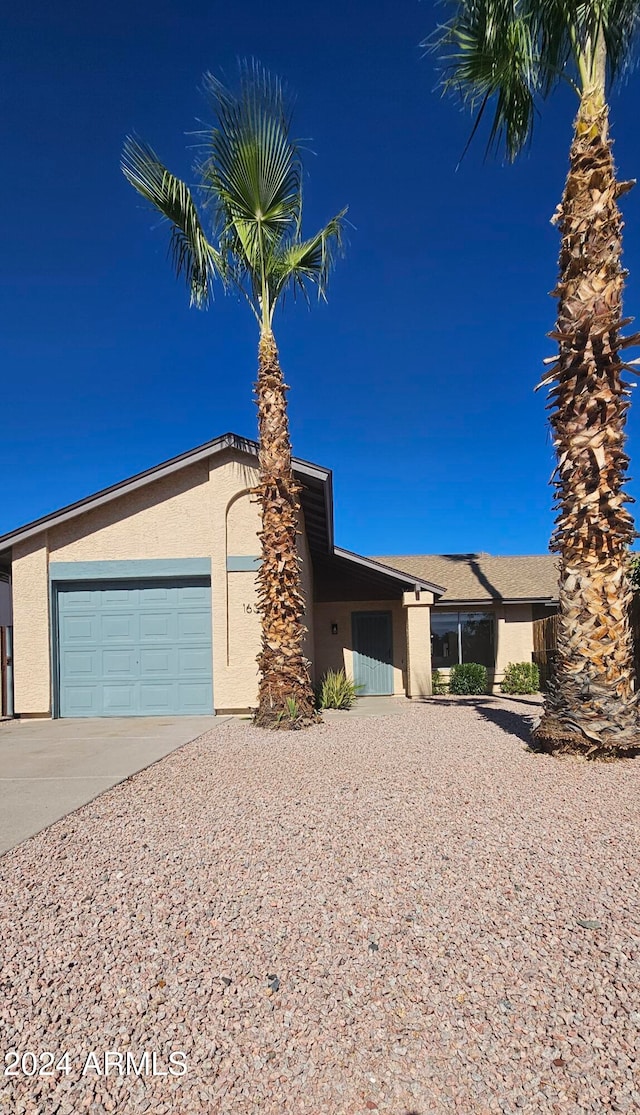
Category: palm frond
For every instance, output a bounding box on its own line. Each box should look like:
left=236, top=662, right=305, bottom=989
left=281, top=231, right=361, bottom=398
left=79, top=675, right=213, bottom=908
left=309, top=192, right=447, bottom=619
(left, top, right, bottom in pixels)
left=200, top=60, right=302, bottom=273
left=271, top=209, right=347, bottom=306
left=429, top=0, right=640, bottom=161
left=430, top=0, right=540, bottom=161
left=121, top=137, right=222, bottom=308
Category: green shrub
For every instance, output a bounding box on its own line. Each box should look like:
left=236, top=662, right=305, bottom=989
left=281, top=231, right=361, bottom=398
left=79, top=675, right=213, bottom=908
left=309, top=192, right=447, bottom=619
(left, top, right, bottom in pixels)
left=501, top=661, right=540, bottom=695
left=316, top=669, right=362, bottom=710
left=431, top=668, right=448, bottom=695
left=449, top=662, right=488, bottom=695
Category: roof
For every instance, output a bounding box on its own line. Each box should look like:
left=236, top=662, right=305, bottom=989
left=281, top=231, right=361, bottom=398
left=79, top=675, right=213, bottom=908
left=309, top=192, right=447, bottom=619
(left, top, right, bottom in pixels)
left=372, top=553, right=559, bottom=604
left=0, top=433, right=334, bottom=558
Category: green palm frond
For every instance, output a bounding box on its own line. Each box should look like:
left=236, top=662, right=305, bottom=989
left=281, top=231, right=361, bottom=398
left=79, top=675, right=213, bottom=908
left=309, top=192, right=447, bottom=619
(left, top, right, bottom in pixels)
left=121, top=137, right=222, bottom=307
left=123, top=60, right=346, bottom=327
left=200, top=61, right=302, bottom=278
left=271, top=209, right=347, bottom=304
left=430, top=0, right=540, bottom=161
left=429, top=0, right=640, bottom=162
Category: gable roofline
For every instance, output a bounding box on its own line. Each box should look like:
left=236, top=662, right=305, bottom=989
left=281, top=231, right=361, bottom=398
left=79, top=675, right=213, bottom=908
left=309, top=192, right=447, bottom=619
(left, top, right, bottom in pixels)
left=333, top=547, right=445, bottom=596
left=0, top=433, right=334, bottom=555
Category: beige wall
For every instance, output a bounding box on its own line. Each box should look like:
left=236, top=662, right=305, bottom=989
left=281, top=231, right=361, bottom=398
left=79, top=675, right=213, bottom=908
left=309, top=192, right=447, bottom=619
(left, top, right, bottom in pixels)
left=313, top=600, right=406, bottom=695
left=49, top=462, right=212, bottom=560
left=404, top=593, right=433, bottom=698
left=12, top=537, right=51, bottom=714
left=495, top=603, right=534, bottom=679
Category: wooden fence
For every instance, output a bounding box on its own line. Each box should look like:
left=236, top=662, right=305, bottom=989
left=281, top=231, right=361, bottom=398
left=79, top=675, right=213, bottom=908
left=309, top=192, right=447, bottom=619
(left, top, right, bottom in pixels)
left=533, top=605, right=640, bottom=690
left=532, top=614, right=558, bottom=690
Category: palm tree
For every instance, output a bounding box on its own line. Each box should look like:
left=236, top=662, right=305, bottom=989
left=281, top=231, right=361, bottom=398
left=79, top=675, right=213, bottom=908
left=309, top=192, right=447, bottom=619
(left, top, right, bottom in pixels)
left=431, top=2, right=640, bottom=756
left=122, top=61, right=345, bottom=728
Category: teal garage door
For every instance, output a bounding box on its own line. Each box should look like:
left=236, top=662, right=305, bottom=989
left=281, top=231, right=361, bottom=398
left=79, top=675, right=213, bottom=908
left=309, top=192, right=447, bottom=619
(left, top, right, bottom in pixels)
left=56, top=578, right=213, bottom=717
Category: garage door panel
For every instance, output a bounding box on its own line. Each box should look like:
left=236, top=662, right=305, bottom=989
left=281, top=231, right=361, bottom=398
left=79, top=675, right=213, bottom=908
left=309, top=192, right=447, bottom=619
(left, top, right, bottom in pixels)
left=179, top=648, right=211, bottom=675
left=62, top=650, right=99, bottom=677
left=178, top=612, right=211, bottom=640
left=139, top=683, right=174, bottom=712
left=102, top=588, right=134, bottom=606
left=178, top=584, right=210, bottom=603
left=140, top=648, right=173, bottom=676
left=178, top=682, right=214, bottom=711
left=103, top=685, right=137, bottom=714
left=62, top=685, right=100, bottom=715
left=60, top=614, right=100, bottom=644
left=101, top=613, right=138, bottom=643
left=139, top=612, right=176, bottom=641
left=102, top=650, right=137, bottom=677
left=57, top=577, right=213, bottom=717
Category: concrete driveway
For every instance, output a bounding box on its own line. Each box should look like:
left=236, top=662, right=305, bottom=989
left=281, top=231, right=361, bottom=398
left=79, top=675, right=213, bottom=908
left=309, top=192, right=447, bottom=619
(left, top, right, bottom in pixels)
left=0, top=715, right=225, bottom=855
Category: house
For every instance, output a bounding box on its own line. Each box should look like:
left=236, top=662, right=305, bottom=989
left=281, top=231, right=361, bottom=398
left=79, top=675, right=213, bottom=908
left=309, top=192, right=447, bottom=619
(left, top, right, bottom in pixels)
left=375, top=552, right=559, bottom=689
left=0, top=436, right=561, bottom=718
left=0, top=434, right=445, bottom=719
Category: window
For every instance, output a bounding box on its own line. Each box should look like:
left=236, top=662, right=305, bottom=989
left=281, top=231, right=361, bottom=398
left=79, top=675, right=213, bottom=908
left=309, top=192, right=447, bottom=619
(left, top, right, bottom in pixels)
left=431, top=611, right=495, bottom=668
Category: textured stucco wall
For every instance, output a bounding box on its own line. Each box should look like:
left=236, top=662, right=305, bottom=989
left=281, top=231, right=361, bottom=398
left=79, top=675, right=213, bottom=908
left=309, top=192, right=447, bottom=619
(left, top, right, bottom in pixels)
left=405, top=600, right=433, bottom=698
left=49, top=463, right=212, bottom=560
left=313, top=600, right=406, bottom=695
left=12, top=537, right=51, bottom=714
left=495, top=603, right=534, bottom=674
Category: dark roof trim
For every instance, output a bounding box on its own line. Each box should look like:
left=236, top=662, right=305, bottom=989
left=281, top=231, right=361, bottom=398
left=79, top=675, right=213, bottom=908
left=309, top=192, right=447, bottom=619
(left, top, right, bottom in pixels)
left=0, top=433, right=333, bottom=555
left=333, top=547, right=445, bottom=596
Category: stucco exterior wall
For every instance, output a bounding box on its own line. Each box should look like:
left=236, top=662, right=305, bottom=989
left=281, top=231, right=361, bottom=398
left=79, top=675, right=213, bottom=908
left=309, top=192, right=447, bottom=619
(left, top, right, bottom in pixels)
left=49, top=463, right=212, bottom=560
left=404, top=594, right=433, bottom=698
left=313, top=600, right=406, bottom=695
left=495, top=603, right=534, bottom=678
left=12, top=537, right=50, bottom=714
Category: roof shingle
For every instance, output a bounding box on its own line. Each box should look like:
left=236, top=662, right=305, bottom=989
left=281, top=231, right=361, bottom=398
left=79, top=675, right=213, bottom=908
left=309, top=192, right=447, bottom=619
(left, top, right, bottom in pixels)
left=373, top=553, right=559, bottom=604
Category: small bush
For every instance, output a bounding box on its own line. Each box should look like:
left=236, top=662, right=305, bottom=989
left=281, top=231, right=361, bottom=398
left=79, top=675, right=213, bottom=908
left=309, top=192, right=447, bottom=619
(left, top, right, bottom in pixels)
left=449, top=662, right=488, bottom=695
left=316, top=669, right=362, bottom=710
left=431, top=668, right=448, bottom=695
left=501, top=661, right=540, bottom=694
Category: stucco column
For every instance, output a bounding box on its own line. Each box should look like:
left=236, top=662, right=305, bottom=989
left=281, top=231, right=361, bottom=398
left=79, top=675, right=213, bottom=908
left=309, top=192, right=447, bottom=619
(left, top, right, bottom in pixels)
left=403, top=590, right=434, bottom=698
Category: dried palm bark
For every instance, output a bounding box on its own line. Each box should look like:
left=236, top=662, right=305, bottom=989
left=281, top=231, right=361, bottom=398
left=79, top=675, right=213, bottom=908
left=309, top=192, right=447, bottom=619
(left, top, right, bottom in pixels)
left=253, top=332, right=319, bottom=728
left=532, top=94, right=640, bottom=758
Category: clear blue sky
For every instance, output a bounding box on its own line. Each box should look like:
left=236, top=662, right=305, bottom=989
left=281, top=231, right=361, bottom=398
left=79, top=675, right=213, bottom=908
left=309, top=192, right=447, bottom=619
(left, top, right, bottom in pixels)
left=3, top=0, right=640, bottom=556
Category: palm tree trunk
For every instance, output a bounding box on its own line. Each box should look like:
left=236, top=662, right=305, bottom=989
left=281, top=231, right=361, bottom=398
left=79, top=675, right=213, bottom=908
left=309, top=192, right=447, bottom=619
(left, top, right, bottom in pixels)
left=253, top=329, right=319, bottom=728
left=533, top=77, right=640, bottom=757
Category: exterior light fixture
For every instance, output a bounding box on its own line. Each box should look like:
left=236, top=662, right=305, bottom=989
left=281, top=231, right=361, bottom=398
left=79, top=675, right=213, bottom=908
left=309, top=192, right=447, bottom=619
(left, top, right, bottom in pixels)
left=331, top=623, right=338, bottom=635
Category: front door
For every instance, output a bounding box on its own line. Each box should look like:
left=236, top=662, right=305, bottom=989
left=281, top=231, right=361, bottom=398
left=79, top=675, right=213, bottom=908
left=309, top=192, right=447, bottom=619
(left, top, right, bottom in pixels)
left=351, top=611, right=393, bottom=695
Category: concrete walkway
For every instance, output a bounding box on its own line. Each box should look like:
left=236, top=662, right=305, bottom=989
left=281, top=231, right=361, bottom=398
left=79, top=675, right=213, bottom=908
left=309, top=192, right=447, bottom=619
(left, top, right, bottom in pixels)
left=0, top=715, right=226, bottom=855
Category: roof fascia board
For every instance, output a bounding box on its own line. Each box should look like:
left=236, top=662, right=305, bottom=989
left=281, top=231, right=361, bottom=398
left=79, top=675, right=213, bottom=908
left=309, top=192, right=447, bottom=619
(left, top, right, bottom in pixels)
left=0, top=433, right=331, bottom=554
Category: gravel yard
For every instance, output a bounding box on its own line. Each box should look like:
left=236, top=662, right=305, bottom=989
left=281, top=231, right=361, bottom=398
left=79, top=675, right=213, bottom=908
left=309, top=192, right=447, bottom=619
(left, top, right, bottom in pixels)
left=1, top=697, right=639, bottom=1115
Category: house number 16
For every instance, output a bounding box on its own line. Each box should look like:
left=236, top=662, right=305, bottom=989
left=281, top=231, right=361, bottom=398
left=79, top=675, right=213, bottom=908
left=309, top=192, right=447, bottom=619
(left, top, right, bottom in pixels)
left=242, top=604, right=253, bottom=614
